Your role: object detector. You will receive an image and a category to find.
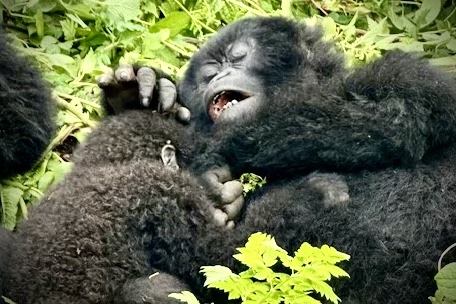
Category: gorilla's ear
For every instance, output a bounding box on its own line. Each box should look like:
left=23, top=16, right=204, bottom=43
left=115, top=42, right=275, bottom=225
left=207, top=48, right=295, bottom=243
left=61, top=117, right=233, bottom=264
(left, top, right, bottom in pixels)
left=161, top=141, right=179, bottom=171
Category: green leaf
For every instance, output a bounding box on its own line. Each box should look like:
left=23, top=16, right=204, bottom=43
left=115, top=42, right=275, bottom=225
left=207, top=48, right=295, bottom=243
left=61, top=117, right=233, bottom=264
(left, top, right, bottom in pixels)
left=447, top=39, right=456, bottom=52
left=149, top=11, right=191, bottom=37
left=429, top=56, right=456, bottom=66
left=79, top=48, right=97, bottom=77
left=0, top=184, right=24, bottom=230
left=201, top=265, right=238, bottom=286
left=413, top=0, right=441, bottom=29
left=26, top=0, right=56, bottom=12
left=38, top=171, right=54, bottom=192
left=66, top=13, right=88, bottom=28
left=142, top=30, right=169, bottom=53
left=60, top=19, right=77, bottom=41
left=103, top=0, right=141, bottom=21
left=35, top=10, right=44, bottom=39
left=311, top=280, right=340, bottom=304
left=40, top=35, right=58, bottom=48
left=1, top=296, right=17, bottom=304
left=168, top=291, right=201, bottom=304
left=52, top=161, right=73, bottom=183
left=434, top=263, right=456, bottom=300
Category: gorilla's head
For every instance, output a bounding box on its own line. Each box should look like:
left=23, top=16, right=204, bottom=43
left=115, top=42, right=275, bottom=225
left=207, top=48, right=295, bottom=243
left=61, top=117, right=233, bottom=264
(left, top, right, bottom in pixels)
left=179, top=17, right=344, bottom=128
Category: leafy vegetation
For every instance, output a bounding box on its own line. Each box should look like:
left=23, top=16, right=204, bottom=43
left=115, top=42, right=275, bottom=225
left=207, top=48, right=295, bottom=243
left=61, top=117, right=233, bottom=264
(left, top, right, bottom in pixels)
left=169, top=232, right=350, bottom=304
left=430, top=243, right=456, bottom=304
left=240, top=173, right=267, bottom=196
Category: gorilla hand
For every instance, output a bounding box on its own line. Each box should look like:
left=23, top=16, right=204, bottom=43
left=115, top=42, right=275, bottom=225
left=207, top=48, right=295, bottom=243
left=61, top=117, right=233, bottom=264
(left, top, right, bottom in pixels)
left=97, top=64, right=190, bottom=122
left=202, top=165, right=244, bottom=229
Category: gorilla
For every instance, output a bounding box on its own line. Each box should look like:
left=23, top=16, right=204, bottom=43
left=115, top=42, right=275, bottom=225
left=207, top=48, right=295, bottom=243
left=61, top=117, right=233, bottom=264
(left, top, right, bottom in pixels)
left=0, top=30, right=55, bottom=179
left=1, top=17, right=456, bottom=304
left=0, top=28, right=55, bottom=303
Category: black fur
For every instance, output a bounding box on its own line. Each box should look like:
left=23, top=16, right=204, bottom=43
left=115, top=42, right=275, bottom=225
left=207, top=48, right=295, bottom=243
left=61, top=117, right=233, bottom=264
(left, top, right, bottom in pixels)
left=0, top=29, right=54, bottom=298
left=0, top=30, right=55, bottom=178
left=2, top=17, right=456, bottom=304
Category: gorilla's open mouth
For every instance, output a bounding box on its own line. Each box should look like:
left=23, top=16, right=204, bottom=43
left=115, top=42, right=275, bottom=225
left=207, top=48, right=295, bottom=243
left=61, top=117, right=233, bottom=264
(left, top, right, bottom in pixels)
left=208, top=90, right=250, bottom=122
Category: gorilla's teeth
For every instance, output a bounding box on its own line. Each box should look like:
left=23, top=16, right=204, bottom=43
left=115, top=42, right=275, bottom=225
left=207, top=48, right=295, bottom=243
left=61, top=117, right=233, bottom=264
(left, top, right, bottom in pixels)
left=223, top=102, right=234, bottom=110
left=232, top=99, right=238, bottom=104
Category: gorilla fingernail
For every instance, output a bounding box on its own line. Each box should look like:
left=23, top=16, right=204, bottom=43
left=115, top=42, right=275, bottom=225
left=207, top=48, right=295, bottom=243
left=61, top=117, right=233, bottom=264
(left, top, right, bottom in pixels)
left=141, top=97, right=150, bottom=107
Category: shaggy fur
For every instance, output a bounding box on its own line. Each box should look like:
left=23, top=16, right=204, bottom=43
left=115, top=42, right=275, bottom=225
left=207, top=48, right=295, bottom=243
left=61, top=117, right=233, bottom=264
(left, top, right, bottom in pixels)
left=0, top=29, right=54, bottom=299
left=2, top=17, right=456, bottom=304
left=0, top=30, right=55, bottom=178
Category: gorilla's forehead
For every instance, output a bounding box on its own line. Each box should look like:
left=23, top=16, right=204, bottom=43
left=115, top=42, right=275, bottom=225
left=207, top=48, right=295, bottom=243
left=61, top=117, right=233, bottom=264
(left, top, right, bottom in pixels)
left=198, top=17, right=302, bottom=59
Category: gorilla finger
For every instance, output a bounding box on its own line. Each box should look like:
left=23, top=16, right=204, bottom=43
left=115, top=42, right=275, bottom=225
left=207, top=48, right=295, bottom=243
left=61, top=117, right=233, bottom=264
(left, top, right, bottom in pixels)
left=211, top=207, right=229, bottom=227
left=137, top=67, right=157, bottom=107
left=97, top=73, right=117, bottom=89
left=202, top=165, right=233, bottom=195
left=176, top=106, right=191, bottom=123
left=114, top=64, right=136, bottom=82
left=220, top=180, right=243, bottom=204
left=226, top=221, right=235, bottom=230
left=223, top=195, right=244, bottom=220
left=158, top=78, right=177, bottom=113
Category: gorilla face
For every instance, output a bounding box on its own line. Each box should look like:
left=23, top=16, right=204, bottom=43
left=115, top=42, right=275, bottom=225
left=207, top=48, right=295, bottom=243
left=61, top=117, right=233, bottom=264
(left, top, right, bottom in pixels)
left=185, top=35, right=266, bottom=125
left=200, top=38, right=264, bottom=124
left=179, top=18, right=304, bottom=126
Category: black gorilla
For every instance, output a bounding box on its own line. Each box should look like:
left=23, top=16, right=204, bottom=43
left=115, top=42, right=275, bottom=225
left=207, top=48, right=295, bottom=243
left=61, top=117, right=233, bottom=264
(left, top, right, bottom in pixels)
left=0, top=29, right=55, bottom=301
left=0, top=30, right=55, bottom=178
left=1, top=17, right=456, bottom=304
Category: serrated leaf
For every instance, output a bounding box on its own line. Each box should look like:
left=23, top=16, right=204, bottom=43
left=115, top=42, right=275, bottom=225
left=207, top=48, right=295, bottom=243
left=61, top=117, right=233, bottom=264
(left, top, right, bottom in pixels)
left=434, top=263, right=456, bottom=300
left=311, top=280, right=340, bottom=304
left=40, top=35, right=58, bottom=48
left=201, top=265, right=237, bottom=286
left=322, top=264, right=350, bottom=278
left=60, top=19, right=76, bottom=41
left=104, top=0, right=141, bottom=21
left=79, top=48, right=97, bottom=76
left=168, top=291, right=201, bottom=304
left=66, top=13, right=88, bottom=28
left=149, top=11, right=191, bottom=37
left=320, top=244, right=351, bottom=264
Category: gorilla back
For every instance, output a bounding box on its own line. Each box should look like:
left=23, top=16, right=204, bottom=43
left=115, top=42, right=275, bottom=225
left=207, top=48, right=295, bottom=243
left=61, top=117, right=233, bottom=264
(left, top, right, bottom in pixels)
left=0, top=30, right=55, bottom=178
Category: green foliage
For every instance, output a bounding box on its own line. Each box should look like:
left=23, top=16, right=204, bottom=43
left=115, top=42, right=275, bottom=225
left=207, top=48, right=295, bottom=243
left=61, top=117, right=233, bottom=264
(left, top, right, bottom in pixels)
left=430, top=263, right=456, bottom=303
left=240, top=173, right=267, bottom=196
left=430, top=243, right=456, bottom=304
left=169, top=232, right=350, bottom=304
left=0, top=0, right=454, bottom=229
